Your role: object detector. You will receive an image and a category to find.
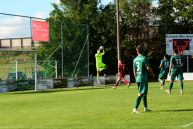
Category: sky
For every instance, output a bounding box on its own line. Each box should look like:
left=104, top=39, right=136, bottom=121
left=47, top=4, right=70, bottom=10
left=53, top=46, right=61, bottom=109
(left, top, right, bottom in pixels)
left=0, top=0, right=113, bottom=39
left=0, top=0, right=114, bottom=19
left=0, top=0, right=158, bottom=39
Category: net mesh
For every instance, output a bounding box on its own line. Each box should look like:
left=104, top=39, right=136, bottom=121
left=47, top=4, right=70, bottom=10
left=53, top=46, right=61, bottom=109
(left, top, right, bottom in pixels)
left=0, top=13, right=89, bottom=78
left=62, top=23, right=89, bottom=77
left=0, top=51, right=57, bottom=80
left=0, top=51, right=34, bottom=80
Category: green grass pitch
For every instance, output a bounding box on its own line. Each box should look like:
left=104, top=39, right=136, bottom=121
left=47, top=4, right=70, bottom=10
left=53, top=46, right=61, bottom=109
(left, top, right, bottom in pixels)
left=0, top=81, right=193, bottom=129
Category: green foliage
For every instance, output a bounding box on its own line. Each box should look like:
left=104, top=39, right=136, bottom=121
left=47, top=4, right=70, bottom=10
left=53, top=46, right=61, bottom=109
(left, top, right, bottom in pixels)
left=120, top=0, right=151, bottom=44
left=89, top=4, right=117, bottom=75
left=156, top=0, right=193, bottom=36
left=37, top=0, right=193, bottom=77
left=39, top=0, right=99, bottom=77
left=62, top=23, right=89, bottom=77
left=43, top=0, right=159, bottom=77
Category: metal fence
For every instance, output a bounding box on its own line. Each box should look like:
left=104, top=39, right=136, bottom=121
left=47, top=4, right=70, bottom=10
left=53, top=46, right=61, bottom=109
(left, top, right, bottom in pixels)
left=0, top=13, right=90, bottom=79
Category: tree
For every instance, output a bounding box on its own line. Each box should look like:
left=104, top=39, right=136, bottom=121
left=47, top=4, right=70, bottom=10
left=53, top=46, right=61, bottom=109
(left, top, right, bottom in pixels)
left=38, top=0, right=118, bottom=76
left=156, top=0, right=193, bottom=36
left=173, top=0, right=193, bottom=33
left=39, top=0, right=184, bottom=78
left=119, top=0, right=152, bottom=47
left=89, top=3, right=117, bottom=75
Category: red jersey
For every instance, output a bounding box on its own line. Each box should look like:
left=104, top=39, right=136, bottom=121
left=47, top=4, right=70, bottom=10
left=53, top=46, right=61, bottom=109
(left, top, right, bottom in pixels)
left=118, top=61, right=126, bottom=77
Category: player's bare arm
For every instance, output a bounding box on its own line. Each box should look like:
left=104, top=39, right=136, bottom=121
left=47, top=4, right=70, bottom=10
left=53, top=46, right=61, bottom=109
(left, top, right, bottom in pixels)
left=169, top=63, right=172, bottom=76
left=95, top=49, right=100, bottom=56
left=102, top=50, right=105, bottom=55
left=159, top=63, right=162, bottom=69
left=133, top=69, right=136, bottom=80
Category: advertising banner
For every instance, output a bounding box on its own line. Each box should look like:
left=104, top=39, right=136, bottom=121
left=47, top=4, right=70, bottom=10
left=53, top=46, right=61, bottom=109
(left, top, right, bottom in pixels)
left=32, top=20, right=49, bottom=42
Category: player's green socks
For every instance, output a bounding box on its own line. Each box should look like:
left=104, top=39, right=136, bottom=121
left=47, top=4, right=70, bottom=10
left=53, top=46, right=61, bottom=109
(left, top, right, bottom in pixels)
left=135, top=96, right=142, bottom=109
left=142, top=96, right=147, bottom=108
left=180, top=81, right=183, bottom=90
left=169, top=82, right=173, bottom=91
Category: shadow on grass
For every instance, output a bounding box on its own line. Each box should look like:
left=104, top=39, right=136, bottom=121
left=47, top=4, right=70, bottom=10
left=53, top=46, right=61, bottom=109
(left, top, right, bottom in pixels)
left=13, top=85, right=112, bottom=95
left=157, top=109, right=193, bottom=112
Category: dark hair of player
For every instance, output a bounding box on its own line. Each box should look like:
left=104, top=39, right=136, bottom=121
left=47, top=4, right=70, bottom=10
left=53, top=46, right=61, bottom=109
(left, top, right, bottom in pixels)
left=119, top=58, right=125, bottom=63
left=136, top=46, right=144, bottom=54
left=173, top=48, right=178, bottom=54
left=164, top=54, right=168, bottom=59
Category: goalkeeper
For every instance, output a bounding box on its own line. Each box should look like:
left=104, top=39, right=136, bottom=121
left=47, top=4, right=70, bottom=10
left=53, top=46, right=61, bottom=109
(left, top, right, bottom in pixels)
left=95, top=46, right=108, bottom=83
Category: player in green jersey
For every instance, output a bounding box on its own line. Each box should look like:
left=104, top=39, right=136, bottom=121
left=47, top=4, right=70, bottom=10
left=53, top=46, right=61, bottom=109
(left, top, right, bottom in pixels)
left=133, top=46, right=155, bottom=113
left=158, top=54, right=169, bottom=89
left=95, top=47, right=108, bottom=83
left=166, top=49, right=184, bottom=94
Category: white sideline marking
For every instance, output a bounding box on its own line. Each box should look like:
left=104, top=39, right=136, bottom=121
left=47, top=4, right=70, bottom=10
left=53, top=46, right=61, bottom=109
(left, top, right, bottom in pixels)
left=2, top=124, right=193, bottom=129
left=0, top=125, right=182, bottom=129
left=182, top=122, right=193, bottom=128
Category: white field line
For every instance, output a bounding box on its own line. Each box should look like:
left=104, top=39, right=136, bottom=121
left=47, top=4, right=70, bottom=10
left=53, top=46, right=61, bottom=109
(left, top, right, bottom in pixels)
left=0, top=126, right=182, bottom=129
left=182, top=122, right=193, bottom=128
left=1, top=123, right=193, bottom=129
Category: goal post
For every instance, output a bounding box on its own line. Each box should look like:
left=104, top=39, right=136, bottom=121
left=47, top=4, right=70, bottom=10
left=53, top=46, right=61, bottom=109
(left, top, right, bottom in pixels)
left=0, top=49, right=38, bottom=91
